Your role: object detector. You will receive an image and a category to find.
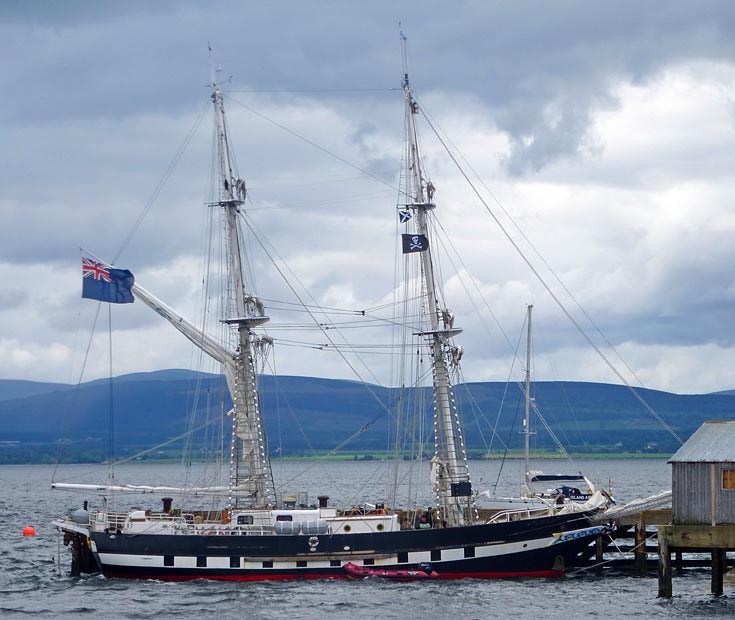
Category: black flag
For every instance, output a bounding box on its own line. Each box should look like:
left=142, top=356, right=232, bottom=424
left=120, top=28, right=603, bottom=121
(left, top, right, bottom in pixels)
left=402, top=233, right=429, bottom=253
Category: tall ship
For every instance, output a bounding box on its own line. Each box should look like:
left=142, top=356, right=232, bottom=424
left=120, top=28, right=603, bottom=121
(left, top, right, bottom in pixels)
left=53, top=47, right=613, bottom=581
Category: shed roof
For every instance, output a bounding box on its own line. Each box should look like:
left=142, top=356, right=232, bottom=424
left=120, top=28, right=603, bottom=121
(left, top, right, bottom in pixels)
left=669, top=420, right=735, bottom=463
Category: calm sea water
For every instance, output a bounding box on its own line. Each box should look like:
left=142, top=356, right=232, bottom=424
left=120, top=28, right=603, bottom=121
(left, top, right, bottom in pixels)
left=1, top=459, right=733, bottom=619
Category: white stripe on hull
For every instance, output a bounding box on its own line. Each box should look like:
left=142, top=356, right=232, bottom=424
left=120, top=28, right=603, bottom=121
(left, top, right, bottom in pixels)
left=97, top=531, right=571, bottom=571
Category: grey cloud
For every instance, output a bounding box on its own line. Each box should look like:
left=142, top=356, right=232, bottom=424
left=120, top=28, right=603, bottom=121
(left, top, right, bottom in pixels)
left=0, top=288, right=29, bottom=311
left=4, top=1, right=733, bottom=175
left=1, top=1, right=733, bottom=391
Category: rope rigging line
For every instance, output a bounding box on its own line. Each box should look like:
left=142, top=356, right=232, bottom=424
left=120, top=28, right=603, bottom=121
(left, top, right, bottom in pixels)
left=414, top=95, right=684, bottom=446
left=113, top=98, right=211, bottom=264
left=419, top=215, right=594, bottom=465
left=224, top=93, right=408, bottom=200
left=108, top=417, right=224, bottom=467
left=492, top=378, right=526, bottom=494
left=240, top=210, right=388, bottom=392
left=418, top=99, right=648, bottom=394
left=259, top=294, right=425, bottom=316
left=565, top=531, right=658, bottom=576
left=258, top=354, right=349, bottom=498
left=430, top=215, right=519, bottom=364
left=272, top=378, right=416, bottom=492
left=253, top=278, right=442, bottom=485
left=532, top=328, right=588, bottom=449
left=267, top=341, right=415, bottom=356
left=52, top=299, right=104, bottom=481
left=262, top=313, right=421, bottom=330
left=415, top=217, right=576, bottom=466
left=227, top=87, right=402, bottom=94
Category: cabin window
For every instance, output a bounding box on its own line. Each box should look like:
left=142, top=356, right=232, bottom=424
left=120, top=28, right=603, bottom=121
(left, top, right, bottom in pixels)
left=330, top=560, right=341, bottom=567
left=431, top=549, right=441, bottom=562
left=237, top=515, right=254, bottom=525
left=196, top=556, right=207, bottom=568
left=397, top=552, right=408, bottom=563
left=163, top=555, right=174, bottom=567
left=464, top=547, right=476, bottom=558
left=723, top=469, right=735, bottom=490
left=296, top=560, right=307, bottom=568
left=229, top=556, right=240, bottom=568
left=364, top=558, right=375, bottom=566
left=276, top=515, right=293, bottom=522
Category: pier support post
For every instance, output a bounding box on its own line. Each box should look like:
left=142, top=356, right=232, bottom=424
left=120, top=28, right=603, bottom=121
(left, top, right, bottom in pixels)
left=711, top=548, right=726, bottom=596
left=635, top=516, right=648, bottom=576
left=595, top=536, right=604, bottom=575
left=658, top=533, right=672, bottom=598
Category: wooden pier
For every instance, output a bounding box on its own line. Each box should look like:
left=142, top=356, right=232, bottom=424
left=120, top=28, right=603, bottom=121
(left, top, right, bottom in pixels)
left=657, top=524, right=735, bottom=597
left=655, top=421, right=735, bottom=598
left=575, top=421, right=735, bottom=597
left=574, top=508, right=735, bottom=591
left=576, top=509, right=676, bottom=574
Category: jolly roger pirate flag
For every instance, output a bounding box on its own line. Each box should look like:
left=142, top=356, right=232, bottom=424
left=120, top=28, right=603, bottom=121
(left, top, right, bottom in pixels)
left=401, top=233, right=429, bottom=254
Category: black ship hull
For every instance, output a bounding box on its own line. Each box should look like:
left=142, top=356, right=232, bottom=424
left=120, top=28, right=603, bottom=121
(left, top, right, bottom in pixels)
left=85, top=512, right=607, bottom=581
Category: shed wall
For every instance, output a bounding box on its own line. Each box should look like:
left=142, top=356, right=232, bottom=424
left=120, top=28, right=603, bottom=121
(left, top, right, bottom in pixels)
left=672, top=462, right=735, bottom=525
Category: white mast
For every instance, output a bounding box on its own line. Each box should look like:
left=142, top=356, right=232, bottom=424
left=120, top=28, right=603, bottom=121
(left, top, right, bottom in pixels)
left=522, top=304, right=535, bottom=495
left=210, top=71, right=276, bottom=509
left=400, top=35, right=473, bottom=526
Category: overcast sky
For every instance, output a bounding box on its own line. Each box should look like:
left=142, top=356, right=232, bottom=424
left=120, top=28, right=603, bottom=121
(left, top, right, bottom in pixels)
left=0, top=1, right=733, bottom=394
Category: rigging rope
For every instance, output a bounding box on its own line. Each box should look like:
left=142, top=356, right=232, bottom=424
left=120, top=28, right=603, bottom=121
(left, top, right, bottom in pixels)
left=227, top=88, right=401, bottom=94
left=419, top=102, right=650, bottom=394
left=113, top=99, right=210, bottom=264
left=52, top=298, right=104, bottom=481
left=414, top=95, right=684, bottom=446
left=224, top=94, right=407, bottom=199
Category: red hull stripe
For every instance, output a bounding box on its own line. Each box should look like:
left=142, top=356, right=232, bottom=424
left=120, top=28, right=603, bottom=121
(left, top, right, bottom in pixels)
left=103, top=569, right=564, bottom=581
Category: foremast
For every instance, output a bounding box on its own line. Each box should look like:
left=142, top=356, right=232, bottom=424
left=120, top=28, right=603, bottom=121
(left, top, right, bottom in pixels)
left=211, top=80, right=276, bottom=510
left=400, top=43, right=474, bottom=526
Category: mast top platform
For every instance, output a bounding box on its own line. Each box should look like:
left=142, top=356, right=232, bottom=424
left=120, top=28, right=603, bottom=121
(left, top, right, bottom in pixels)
left=222, top=317, right=270, bottom=328
left=208, top=199, right=245, bottom=208
left=414, top=327, right=463, bottom=339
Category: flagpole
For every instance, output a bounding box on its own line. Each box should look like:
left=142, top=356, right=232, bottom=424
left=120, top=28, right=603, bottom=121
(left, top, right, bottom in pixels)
left=106, top=302, right=115, bottom=512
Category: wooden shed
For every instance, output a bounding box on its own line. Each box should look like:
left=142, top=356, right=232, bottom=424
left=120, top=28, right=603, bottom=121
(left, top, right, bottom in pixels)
left=669, top=420, right=735, bottom=526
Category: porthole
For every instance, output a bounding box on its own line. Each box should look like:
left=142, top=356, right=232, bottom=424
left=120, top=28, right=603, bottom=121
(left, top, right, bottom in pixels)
left=344, top=525, right=351, bottom=532
left=376, top=524, right=384, bottom=531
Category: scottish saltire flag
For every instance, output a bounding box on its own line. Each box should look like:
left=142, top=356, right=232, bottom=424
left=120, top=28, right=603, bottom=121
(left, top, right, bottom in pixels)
left=399, top=210, right=412, bottom=223
left=82, top=257, right=135, bottom=304
left=401, top=233, right=429, bottom=254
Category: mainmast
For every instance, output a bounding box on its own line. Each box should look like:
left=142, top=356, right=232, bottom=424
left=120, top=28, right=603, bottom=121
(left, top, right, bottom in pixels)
left=522, top=304, right=535, bottom=495
left=400, top=36, right=473, bottom=526
left=211, top=75, right=276, bottom=510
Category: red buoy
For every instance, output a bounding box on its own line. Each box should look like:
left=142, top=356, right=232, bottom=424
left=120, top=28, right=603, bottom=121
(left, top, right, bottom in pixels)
left=22, top=526, right=36, bottom=537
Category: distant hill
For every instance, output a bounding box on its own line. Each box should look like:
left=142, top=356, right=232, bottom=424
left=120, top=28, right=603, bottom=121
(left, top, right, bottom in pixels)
left=0, top=370, right=733, bottom=463
left=0, top=379, right=72, bottom=402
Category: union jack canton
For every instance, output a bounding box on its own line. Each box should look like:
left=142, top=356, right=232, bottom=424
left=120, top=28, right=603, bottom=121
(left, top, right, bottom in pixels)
left=82, top=257, right=112, bottom=282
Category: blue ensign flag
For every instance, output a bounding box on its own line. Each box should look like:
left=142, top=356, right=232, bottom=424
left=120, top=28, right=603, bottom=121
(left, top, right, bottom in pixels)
left=82, top=257, right=135, bottom=304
